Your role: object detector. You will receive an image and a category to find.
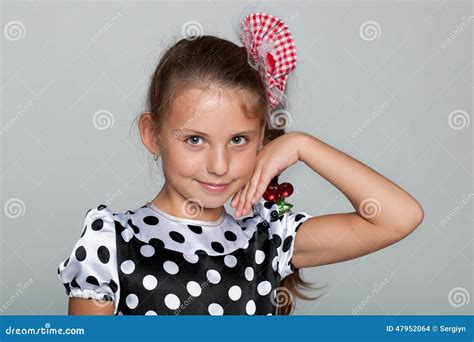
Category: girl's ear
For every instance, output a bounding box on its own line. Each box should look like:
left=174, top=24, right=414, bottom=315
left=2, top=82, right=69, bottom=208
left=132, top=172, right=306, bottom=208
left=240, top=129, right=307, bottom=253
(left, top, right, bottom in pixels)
left=139, top=112, right=160, bottom=156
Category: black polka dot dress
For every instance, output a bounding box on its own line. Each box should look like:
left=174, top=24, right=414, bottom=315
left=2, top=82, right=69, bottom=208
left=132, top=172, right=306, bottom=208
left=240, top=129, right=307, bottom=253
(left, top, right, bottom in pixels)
left=57, top=199, right=312, bottom=315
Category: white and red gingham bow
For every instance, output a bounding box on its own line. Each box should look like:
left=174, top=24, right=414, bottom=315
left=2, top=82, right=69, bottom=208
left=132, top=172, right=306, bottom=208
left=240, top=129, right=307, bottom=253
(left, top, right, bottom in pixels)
left=239, top=12, right=297, bottom=110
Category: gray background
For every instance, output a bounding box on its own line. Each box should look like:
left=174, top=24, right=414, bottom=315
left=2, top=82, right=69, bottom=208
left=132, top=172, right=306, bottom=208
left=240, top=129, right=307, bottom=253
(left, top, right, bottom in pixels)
left=1, top=0, right=472, bottom=315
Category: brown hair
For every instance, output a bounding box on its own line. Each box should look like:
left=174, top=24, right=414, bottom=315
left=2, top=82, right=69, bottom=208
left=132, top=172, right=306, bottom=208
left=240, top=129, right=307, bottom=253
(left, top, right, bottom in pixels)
left=136, top=35, right=323, bottom=314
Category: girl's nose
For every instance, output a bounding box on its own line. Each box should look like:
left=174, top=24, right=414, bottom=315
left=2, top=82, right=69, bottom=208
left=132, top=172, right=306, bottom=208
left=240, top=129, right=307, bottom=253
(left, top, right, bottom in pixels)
left=206, top=146, right=229, bottom=176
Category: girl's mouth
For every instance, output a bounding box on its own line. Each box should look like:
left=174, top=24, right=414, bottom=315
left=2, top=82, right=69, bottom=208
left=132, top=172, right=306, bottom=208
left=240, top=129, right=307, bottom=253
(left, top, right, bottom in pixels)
left=197, top=180, right=230, bottom=193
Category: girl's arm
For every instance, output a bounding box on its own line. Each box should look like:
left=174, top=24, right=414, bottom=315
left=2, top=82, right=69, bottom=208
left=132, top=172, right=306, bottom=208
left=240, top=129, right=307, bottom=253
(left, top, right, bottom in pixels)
left=289, top=132, right=424, bottom=268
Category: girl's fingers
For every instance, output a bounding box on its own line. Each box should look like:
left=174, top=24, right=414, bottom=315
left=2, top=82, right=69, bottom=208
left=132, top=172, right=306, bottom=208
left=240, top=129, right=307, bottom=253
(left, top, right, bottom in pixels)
left=230, top=188, right=241, bottom=208
left=236, top=182, right=249, bottom=217
left=252, top=168, right=271, bottom=205
left=245, top=167, right=262, bottom=206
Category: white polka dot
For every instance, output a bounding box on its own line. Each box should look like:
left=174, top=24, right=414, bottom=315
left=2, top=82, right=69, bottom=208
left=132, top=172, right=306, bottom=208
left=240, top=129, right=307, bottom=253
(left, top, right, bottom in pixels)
left=187, top=281, right=201, bottom=297
left=164, top=294, right=180, bottom=310
left=245, top=267, right=254, bottom=281
left=145, top=310, right=157, bottom=315
left=126, top=294, right=138, bottom=309
left=224, top=255, right=237, bottom=268
left=163, top=260, right=179, bottom=275
left=120, top=260, right=135, bottom=274
left=272, top=256, right=278, bottom=272
left=121, top=229, right=133, bottom=242
left=255, top=250, right=265, bottom=264
left=257, top=281, right=272, bottom=296
left=208, top=303, right=224, bottom=315
left=246, top=300, right=256, bottom=315
left=143, top=275, right=158, bottom=290
left=206, top=269, right=221, bottom=284
left=228, top=285, right=242, bottom=301
left=242, top=241, right=249, bottom=249
left=183, top=254, right=199, bottom=263
left=140, top=245, right=155, bottom=257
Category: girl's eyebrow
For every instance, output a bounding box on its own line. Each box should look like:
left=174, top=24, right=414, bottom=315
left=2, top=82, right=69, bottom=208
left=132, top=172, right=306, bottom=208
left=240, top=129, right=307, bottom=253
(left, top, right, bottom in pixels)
left=179, top=129, right=257, bottom=137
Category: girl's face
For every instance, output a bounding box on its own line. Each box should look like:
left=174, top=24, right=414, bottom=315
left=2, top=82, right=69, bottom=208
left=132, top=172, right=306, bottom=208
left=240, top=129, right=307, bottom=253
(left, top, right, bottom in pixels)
left=152, top=86, right=264, bottom=209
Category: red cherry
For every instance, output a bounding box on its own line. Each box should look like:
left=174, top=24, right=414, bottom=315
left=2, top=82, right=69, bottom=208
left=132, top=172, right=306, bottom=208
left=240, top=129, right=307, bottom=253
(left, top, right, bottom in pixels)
left=278, top=182, right=294, bottom=198
left=263, top=183, right=279, bottom=201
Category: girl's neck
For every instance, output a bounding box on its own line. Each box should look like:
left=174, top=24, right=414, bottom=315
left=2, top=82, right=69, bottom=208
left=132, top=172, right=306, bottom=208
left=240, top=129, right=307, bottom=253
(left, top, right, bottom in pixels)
left=150, top=184, right=226, bottom=223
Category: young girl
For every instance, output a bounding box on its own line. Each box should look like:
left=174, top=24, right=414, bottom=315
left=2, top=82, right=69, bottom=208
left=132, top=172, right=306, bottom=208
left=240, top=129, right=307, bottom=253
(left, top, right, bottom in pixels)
left=57, top=13, right=424, bottom=316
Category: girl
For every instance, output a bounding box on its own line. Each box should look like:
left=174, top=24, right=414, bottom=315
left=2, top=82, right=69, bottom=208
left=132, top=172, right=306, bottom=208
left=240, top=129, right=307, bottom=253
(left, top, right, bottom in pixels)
left=57, top=13, right=424, bottom=316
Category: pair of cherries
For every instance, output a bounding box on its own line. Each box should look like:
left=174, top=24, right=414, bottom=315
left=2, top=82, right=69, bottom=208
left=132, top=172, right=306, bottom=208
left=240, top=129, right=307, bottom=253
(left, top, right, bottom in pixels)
left=262, top=181, right=294, bottom=202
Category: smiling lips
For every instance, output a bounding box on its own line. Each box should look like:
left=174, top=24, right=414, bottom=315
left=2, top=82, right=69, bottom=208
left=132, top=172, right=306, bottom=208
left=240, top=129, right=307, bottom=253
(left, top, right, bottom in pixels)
left=198, top=181, right=230, bottom=193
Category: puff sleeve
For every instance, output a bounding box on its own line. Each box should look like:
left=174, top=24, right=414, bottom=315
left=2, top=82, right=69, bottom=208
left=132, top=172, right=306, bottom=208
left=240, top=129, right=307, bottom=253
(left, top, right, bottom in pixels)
left=254, top=199, right=313, bottom=280
left=57, top=205, right=120, bottom=314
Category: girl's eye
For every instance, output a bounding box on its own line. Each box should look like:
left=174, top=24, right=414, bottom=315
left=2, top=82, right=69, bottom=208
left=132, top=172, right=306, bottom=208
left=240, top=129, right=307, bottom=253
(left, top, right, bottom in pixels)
left=230, top=136, right=248, bottom=145
left=185, top=135, right=248, bottom=146
left=186, top=136, right=203, bottom=145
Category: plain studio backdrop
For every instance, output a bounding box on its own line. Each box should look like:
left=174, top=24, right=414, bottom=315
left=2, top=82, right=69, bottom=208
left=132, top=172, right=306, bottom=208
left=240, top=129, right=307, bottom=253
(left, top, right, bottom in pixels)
left=1, top=0, right=472, bottom=315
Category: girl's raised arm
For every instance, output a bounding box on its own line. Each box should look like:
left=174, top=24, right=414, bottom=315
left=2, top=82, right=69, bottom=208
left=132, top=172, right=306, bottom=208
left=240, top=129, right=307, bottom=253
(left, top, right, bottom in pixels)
left=283, top=132, right=424, bottom=269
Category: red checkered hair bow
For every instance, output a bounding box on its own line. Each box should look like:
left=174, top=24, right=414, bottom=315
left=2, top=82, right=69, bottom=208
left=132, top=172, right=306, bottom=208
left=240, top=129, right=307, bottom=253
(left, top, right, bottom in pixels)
left=239, top=12, right=297, bottom=110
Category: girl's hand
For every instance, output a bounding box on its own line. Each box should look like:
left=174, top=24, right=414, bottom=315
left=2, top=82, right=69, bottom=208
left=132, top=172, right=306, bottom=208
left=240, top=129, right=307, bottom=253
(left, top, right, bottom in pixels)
left=230, top=131, right=305, bottom=217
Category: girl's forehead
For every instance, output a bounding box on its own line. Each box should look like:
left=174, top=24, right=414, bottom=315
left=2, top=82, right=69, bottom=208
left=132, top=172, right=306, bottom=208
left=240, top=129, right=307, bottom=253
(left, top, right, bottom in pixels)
left=166, top=87, right=260, bottom=130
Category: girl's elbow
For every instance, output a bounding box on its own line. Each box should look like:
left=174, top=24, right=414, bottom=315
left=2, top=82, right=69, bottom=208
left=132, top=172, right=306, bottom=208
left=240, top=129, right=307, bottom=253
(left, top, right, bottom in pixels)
left=405, top=201, right=425, bottom=231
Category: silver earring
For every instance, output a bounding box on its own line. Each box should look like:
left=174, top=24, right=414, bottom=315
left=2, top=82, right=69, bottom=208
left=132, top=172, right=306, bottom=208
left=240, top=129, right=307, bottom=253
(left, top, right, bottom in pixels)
left=153, top=153, right=158, bottom=161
